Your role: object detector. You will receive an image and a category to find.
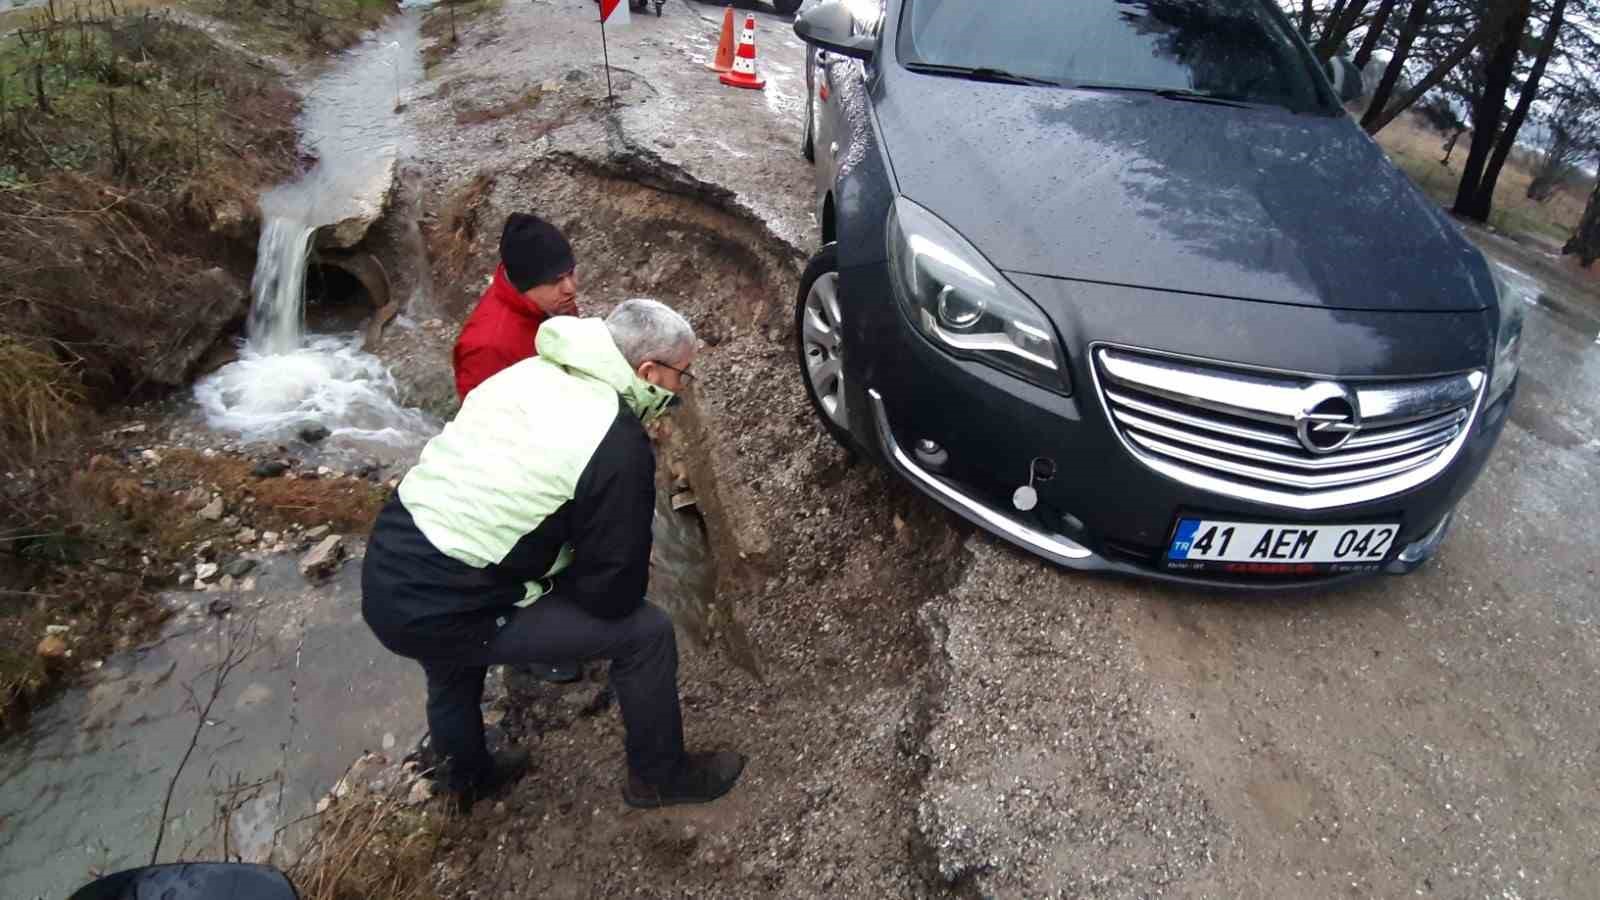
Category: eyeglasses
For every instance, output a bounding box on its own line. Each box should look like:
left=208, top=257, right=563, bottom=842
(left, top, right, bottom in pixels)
left=650, top=360, right=694, bottom=386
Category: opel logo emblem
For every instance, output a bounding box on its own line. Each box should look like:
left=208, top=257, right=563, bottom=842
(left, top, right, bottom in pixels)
left=1295, top=382, right=1361, bottom=454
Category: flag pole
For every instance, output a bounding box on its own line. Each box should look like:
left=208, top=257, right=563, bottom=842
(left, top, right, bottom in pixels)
left=599, top=12, right=615, bottom=104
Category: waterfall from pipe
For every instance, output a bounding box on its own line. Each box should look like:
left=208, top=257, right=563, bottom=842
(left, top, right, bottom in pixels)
left=193, top=12, right=437, bottom=457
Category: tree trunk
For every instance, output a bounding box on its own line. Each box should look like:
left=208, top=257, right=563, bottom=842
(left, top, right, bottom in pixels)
left=1318, top=0, right=1371, bottom=61
left=1565, top=179, right=1600, bottom=266
left=1302, top=0, right=1317, bottom=37
left=1354, top=0, right=1399, bottom=68
left=1360, top=0, right=1430, bottom=131
left=1476, top=0, right=1567, bottom=218
left=1452, top=0, right=1532, bottom=222
left=1362, top=6, right=1492, bottom=136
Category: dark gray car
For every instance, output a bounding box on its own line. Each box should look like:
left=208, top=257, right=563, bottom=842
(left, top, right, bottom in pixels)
left=792, top=0, right=1521, bottom=586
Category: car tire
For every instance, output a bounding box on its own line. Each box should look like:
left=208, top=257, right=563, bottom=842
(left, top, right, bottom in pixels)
left=773, top=0, right=803, bottom=15
left=796, top=243, right=857, bottom=452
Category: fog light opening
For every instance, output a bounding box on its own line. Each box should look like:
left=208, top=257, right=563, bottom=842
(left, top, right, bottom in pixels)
left=913, top=438, right=949, bottom=471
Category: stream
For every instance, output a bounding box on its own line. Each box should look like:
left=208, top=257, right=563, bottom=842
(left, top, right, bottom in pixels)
left=0, top=7, right=721, bottom=896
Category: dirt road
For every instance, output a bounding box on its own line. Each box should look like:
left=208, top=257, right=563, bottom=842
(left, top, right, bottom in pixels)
left=389, top=2, right=1600, bottom=897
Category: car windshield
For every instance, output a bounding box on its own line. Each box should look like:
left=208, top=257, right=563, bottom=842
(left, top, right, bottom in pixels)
left=897, top=0, right=1337, bottom=113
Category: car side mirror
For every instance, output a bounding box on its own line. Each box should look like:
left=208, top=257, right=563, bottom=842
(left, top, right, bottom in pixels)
left=69, top=864, right=300, bottom=900
left=1326, top=55, right=1368, bottom=104
left=793, top=0, right=876, bottom=60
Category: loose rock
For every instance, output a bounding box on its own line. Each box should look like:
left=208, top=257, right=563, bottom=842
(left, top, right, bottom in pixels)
left=198, top=497, right=225, bottom=521
left=300, top=535, right=346, bottom=580
left=306, top=525, right=332, bottom=541
left=37, top=635, right=68, bottom=659
left=224, top=558, right=257, bottom=578
left=253, top=460, right=291, bottom=478
left=299, top=425, right=331, bottom=444
left=195, top=562, right=220, bottom=582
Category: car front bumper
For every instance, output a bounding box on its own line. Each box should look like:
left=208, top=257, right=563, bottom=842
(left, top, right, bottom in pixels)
left=842, top=264, right=1512, bottom=588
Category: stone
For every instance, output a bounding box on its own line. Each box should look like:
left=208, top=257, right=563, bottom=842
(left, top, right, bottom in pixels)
left=252, top=460, right=290, bottom=478
left=300, top=535, right=346, bottom=580
left=141, top=268, right=250, bottom=389
left=183, top=486, right=211, bottom=509
left=407, top=779, right=436, bottom=806
left=219, top=574, right=235, bottom=591
left=224, top=558, right=256, bottom=578
left=240, top=577, right=257, bottom=593
left=222, top=516, right=239, bottom=529
left=195, top=562, right=220, bottom=582
left=237, top=528, right=258, bottom=545
left=261, top=531, right=281, bottom=544
left=317, top=796, right=333, bottom=814
left=198, top=497, right=225, bottom=521
left=195, top=540, right=217, bottom=560
left=298, top=425, right=331, bottom=444
left=316, top=466, right=335, bottom=478
left=179, top=572, right=194, bottom=587
left=37, top=635, right=67, bottom=659
left=382, top=732, right=397, bottom=751
left=45, top=624, right=69, bottom=635
left=313, top=155, right=397, bottom=251
left=306, top=525, right=331, bottom=541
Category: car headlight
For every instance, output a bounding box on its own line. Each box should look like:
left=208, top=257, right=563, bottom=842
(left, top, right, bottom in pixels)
left=886, top=196, right=1070, bottom=394
left=1487, top=266, right=1523, bottom=404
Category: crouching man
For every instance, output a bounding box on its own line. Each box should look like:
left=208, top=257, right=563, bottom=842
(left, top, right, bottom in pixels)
left=361, top=299, right=743, bottom=812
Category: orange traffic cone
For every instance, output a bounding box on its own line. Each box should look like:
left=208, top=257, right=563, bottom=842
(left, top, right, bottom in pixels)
left=719, top=13, right=766, bottom=90
left=708, top=6, right=736, bottom=73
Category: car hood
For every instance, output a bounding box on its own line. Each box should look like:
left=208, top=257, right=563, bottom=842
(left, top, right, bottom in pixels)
left=874, top=75, right=1494, bottom=312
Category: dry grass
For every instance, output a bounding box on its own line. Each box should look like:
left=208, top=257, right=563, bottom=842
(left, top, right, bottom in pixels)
left=157, top=448, right=389, bottom=534
left=1374, top=111, right=1594, bottom=246
left=288, top=778, right=448, bottom=900
left=420, top=0, right=501, bottom=72
left=0, top=334, right=84, bottom=454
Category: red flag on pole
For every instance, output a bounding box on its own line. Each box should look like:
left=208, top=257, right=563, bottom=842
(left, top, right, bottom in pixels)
left=599, top=0, right=622, bottom=22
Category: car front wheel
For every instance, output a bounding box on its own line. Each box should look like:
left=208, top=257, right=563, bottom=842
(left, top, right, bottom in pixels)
left=796, top=243, right=854, bottom=450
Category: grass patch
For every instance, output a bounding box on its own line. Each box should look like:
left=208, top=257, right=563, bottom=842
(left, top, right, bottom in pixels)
left=188, top=0, right=397, bottom=58
left=420, top=0, right=500, bottom=73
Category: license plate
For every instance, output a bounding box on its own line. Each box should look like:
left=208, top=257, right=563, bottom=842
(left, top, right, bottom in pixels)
left=1165, top=518, right=1399, bottom=575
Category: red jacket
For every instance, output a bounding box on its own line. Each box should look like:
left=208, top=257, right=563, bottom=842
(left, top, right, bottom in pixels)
left=453, top=264, right=564, bottom=401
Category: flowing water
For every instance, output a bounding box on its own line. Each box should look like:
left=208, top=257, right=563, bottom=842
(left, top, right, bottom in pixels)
left=193, top=8, right=436, bottom=456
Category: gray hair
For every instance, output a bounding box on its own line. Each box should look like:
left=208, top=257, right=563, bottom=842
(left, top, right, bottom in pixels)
left=605, top=298, right=698, bottom=369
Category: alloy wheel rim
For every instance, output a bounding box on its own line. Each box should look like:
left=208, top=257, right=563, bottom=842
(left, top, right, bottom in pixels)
left=802, top=271, right=846, bottom=430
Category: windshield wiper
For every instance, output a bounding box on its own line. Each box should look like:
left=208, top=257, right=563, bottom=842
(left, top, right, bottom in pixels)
left=903, top=62, right=1059, bottom=87
left=1073, top=83, right=1253, bottom=108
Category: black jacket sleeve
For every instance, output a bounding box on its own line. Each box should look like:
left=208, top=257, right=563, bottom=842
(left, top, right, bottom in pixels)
left=565, top=405, right=656, bottom=619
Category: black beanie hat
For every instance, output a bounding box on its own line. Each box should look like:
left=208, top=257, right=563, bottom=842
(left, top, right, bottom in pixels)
left=500, top=213, right=576, bottom=292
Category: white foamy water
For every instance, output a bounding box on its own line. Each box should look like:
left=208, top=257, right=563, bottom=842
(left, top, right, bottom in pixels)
left=195, top=334, right=434, bottom=447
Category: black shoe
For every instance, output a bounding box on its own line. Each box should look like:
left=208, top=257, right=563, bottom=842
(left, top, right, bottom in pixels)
left=534, top=660, right=583, bottom=684
left=623, top=751, right=746, bottom=809
left=451, top=747, right=532, bottom=814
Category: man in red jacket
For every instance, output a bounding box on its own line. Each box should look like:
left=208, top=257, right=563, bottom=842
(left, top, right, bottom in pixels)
left=453, top=213, right=580, bottom=401
left=453, top=212, right=583, bottom=683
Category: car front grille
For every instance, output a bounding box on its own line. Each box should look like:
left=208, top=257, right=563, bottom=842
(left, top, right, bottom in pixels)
left=1092, top=346, right=1485, bottom=510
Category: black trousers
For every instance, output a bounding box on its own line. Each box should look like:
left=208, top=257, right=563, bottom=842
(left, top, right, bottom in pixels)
left=418, top=594, right=685, bottom=790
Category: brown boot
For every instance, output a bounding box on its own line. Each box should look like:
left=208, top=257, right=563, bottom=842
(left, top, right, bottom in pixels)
left=623, top=751, right=746, bottom=809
